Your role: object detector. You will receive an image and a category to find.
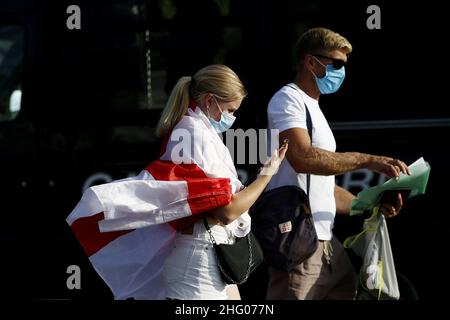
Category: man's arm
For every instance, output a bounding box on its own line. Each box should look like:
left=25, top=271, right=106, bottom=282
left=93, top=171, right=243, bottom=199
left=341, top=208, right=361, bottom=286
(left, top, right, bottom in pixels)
left=334, top=185, right=355, bottom=215
left=279, top=128, right=411, bottom=178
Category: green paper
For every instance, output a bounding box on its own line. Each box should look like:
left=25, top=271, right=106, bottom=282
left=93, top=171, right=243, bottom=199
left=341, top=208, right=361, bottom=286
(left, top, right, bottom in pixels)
left=350, top=157, right=431, bottom=216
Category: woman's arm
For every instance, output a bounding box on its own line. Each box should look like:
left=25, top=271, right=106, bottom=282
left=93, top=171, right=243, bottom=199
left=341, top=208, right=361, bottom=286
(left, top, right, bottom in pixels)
left=212, top=174, right=272, bottom=225
left=212, top=144, right=288, bottom=225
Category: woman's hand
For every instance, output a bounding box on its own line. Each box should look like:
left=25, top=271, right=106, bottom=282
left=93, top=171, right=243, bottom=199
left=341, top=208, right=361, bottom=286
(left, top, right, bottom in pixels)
left=258, top=142, right=288, bottom=176
left=212, top=142, right=288, bottom=225
left=211, top=142, right=288, bottom=225
left=379, top=192, right=403, bottom=218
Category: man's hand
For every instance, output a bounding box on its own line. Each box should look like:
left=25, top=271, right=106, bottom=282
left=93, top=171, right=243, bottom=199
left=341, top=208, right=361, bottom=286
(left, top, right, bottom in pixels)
left=379, top=192, right=403, bottom=218
left=367, top=156, right=411, bottom=179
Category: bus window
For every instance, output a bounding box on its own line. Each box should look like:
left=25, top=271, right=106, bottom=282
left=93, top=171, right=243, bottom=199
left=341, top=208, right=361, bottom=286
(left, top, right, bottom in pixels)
left=0, top=25, right=23, bottom=122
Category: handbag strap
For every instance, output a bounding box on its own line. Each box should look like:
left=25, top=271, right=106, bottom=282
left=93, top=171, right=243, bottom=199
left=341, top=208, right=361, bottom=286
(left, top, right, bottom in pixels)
left=203, top=217, right=217, bottom=245
left=202, top=218, right=254, bottom=284
left=286, top=83, right=313, bottom=196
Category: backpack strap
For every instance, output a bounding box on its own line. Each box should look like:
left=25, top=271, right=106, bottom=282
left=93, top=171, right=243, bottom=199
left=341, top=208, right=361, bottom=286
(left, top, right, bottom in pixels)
left=286, top=83, right=313, bottom=197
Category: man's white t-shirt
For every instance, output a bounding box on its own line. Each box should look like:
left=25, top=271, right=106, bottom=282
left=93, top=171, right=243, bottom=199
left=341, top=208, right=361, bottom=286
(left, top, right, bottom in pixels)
left=267, top=83, right=337, bottom=240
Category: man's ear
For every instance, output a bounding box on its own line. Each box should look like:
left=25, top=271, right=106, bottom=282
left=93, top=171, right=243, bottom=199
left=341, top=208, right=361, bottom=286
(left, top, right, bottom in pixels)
left=303, top=54, right=314, bottom=71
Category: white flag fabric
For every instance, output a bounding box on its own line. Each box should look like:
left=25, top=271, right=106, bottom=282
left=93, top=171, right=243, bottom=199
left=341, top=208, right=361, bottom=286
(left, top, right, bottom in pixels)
left=66, top=106, right=251, bottom=299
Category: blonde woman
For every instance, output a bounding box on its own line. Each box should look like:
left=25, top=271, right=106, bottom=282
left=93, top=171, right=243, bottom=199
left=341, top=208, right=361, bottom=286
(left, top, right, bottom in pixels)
left=157, top=64, right=287, bottom=299
left=67, top=64, right=287, bottom=300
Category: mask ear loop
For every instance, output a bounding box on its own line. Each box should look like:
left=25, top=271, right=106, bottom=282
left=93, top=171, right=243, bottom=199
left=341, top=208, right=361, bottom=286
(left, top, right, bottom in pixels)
left=312, top=55, right=327, bottom=68
left=208, top=95, right=225, bottom=123
left=212, top=95, right=224, bottom=113
left=308, top=55, right=327, bottom=79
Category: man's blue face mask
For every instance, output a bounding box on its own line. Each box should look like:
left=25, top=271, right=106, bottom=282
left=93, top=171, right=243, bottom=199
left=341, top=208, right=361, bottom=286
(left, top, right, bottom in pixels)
left=311, top=55, right=346, bottom=94
left=207, top=97, right=236, bottom=133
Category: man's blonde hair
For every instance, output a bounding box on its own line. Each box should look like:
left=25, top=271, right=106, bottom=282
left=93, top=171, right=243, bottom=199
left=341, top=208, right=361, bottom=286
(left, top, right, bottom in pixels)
left=295, top=27, right=352, bottom=60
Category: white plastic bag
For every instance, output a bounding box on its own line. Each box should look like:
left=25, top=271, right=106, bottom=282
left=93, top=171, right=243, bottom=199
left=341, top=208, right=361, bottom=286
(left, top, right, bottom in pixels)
left=344, top=208, right=400, bottom=300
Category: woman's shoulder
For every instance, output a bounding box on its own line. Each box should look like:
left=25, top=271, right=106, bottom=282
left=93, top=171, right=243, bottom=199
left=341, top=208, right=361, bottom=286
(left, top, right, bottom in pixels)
left=174, top=111, right=208, bottom=133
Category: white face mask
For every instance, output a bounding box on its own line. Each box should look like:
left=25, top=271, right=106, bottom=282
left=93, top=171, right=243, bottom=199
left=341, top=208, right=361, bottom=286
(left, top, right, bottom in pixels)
left=207, top=97, right=236, bottom=133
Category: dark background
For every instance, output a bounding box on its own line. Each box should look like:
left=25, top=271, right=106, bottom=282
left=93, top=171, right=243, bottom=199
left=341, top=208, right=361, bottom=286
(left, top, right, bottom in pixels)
left=1, top=0, right=448, bottom=300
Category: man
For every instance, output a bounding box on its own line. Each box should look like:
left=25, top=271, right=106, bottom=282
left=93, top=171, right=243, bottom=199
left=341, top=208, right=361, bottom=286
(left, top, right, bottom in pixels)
left=265, top=27, right=411, bottom=300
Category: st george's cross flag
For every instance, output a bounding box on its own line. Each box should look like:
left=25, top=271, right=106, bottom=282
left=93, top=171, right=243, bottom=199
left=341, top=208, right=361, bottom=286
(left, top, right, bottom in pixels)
left=66, top=105, right=251, bottom=299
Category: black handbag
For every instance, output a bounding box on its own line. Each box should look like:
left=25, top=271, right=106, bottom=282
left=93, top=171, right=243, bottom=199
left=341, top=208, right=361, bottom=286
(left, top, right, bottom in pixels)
left=203, top=218, right=264, bottom=285
left=250, top=91, right=318, bottom=271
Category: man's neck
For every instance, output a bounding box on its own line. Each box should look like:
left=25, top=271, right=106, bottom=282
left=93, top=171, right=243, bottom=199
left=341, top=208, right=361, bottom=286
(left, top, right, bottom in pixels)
left=293, top=70, right=320, bottom=101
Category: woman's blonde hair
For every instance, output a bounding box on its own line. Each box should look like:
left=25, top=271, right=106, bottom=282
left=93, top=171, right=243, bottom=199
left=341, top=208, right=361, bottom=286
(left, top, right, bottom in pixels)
left=295, top=27, right=353, bottom=61
left=156, top=64, right=247, bottom=137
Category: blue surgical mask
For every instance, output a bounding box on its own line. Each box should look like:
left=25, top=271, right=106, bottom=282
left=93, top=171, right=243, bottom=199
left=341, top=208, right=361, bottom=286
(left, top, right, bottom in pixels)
left=312, top=57, right=346, bottom=94
left=207, top=98, right=236, bottom=133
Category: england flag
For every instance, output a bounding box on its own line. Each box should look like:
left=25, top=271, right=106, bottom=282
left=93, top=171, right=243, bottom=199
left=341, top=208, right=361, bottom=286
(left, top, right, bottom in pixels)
left=66, top=105, right=250, bottom=299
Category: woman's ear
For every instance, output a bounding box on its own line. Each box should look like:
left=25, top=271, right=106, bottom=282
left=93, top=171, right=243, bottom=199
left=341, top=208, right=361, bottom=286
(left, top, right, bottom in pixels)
left=203, top=93, right=214, bottom=109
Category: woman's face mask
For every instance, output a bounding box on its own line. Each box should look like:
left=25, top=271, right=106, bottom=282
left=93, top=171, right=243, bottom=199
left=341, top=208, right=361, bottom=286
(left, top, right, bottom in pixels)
left=207, top=97, right=236, bottom=133
left=311, top=55, right=346, bottom=94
